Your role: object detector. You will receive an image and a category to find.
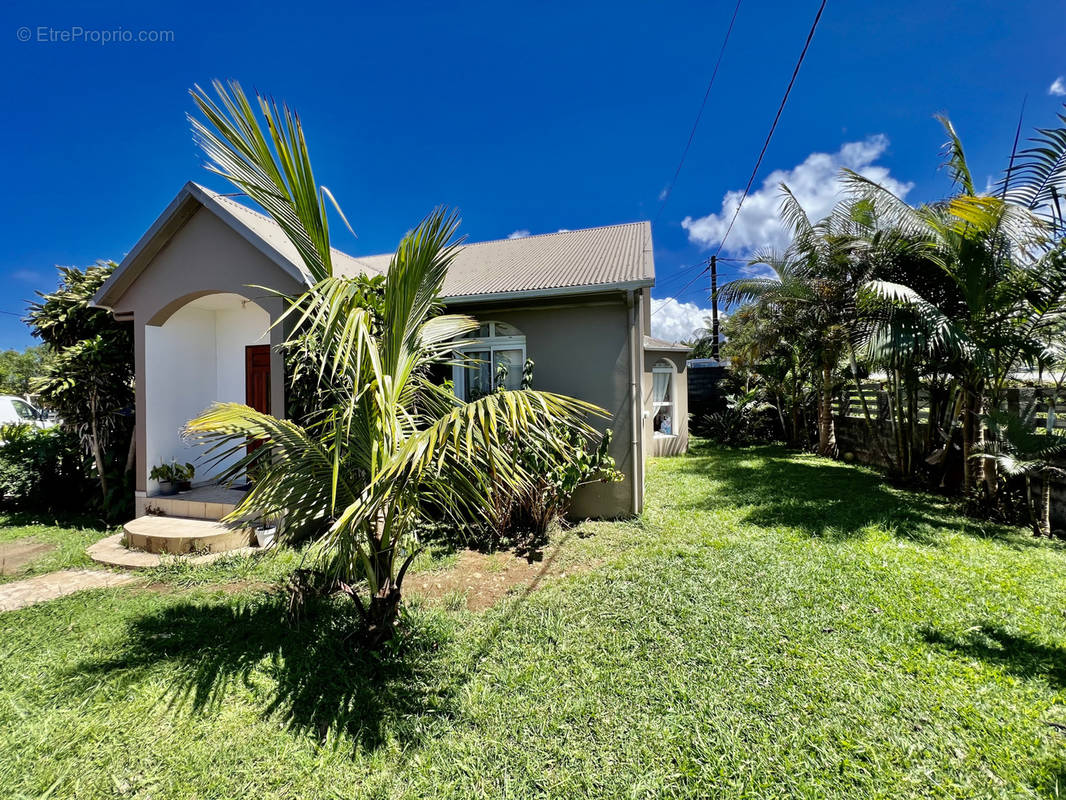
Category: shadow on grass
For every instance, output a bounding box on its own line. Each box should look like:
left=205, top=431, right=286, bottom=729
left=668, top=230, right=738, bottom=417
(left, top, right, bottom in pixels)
left=0, top=509, right=114, bottom=531
left=71, top=593, right=459, bottom=750
left=672, top=444, right=1034, bottom=545
left=68, top=529, right=579, bottom=752
left=922, top=624, right=1066, bottom=690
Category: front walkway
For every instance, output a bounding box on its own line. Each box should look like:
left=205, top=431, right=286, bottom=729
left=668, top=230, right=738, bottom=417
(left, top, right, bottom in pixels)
left=0, top=569, right=136, bottom=612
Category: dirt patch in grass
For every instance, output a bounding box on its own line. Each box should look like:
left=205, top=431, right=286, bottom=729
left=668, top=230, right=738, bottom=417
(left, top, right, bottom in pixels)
left=409, top=541, right=595, bottom=611
left=0, top=539, right=57, bottom=575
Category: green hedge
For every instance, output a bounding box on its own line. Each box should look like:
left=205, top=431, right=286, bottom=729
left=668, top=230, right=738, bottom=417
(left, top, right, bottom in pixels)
left=0, top=425, right=93, bottom=513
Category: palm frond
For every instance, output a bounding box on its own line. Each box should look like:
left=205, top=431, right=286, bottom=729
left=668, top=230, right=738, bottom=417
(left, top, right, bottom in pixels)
left=936, top=114, right=976, bottom=195
left=189, top=80, right=345, bottom=282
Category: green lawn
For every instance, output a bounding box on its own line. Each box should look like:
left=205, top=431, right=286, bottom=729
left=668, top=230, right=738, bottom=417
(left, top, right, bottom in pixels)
left=2, top=445, right=1066, bottom=798
left=0, top=512, right=116, bottom=583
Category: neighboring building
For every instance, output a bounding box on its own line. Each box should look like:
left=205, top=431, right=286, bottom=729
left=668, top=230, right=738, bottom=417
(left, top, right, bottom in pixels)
left=92, top=182, right=690, bottom=521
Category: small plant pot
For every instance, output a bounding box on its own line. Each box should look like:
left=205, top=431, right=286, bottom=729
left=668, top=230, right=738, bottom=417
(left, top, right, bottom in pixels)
left=255, top=526, right=276, bottom=548
left=157, top=480, right=177, bottom=496
left=177, top=480, right=192, bottom=492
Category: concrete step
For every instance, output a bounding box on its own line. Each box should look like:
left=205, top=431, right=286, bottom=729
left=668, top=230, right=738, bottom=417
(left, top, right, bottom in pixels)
left=124, top=516, right=254, bottom=556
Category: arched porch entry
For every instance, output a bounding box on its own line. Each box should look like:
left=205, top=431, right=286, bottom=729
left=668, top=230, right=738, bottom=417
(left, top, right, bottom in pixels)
left=143, top=291, right=274, bottom=496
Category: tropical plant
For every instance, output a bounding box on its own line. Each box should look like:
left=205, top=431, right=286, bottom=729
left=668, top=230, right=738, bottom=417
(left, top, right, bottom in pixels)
left=696, top=387, right=775, bottom=446
left=0, top=424, right=91, bottom=513
left=719, top=187, right=882, bottom=458
left=148, top=461, right=195, bottom=484
left=26, top=262, right=135, bottom=518
left=183, top=81, right=608, bottom=647
left=975, top=408, right=1066, bottom=536
left=479, top=358, right=622, bottom=544
left=848, top=112, right=1066, bottom=495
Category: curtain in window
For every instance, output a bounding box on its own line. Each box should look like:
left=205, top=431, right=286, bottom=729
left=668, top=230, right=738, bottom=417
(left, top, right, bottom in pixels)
left=652, top=371, right=670, bottom=405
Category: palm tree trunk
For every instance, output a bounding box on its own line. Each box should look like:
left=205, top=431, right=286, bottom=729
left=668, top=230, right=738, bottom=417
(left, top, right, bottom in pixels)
left=848, top=346, right=894, bottom=472
left=962, top=384, right=975, bottom=495
left=1041, top=470, right=1052, bottom=537
left=818, top=362, right=836, bottom=457
left=1024, top=474, right=1040, bottom=536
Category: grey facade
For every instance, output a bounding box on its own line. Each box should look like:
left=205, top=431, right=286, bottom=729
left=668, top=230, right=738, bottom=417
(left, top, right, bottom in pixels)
left=94, top=182, right=689, bottom=518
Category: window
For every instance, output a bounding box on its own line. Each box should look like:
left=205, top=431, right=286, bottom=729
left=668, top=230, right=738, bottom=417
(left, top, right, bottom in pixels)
left=453, top=321, right=526, bottom=400
left=11, top=399, right=38, bottom=421
left=652, top=359, right=675, bottom=436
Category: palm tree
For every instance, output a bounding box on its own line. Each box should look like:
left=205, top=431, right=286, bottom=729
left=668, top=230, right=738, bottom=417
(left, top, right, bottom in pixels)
left=720, top=188, right=879, bottom=458
left=846, top=113, right=1066, bottom=494
left=976, top=408, right=1066, bottom=536
left=184, top=82, right=606, bottom=647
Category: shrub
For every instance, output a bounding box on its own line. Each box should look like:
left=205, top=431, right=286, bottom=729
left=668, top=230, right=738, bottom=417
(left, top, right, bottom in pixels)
left=695, top=388, right=777, bottom=446
left=478, top=360, right=623, bottom=547
left=0, top=424, right=93, bottom=513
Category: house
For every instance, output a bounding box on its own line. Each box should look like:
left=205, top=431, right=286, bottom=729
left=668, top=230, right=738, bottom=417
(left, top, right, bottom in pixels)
left=92, top=182, right=690, bottom=522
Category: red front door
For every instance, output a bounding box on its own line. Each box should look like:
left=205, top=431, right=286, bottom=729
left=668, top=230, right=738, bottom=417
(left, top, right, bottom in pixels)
left=245, top=345, right=271, bottom=454
left=245, top=345, right=271, bottom=414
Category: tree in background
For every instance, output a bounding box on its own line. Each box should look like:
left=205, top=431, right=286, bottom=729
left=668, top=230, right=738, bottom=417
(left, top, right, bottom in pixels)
left=0, top=346, right=50, bottom=396
left=26, top=262, right=135, bottom=518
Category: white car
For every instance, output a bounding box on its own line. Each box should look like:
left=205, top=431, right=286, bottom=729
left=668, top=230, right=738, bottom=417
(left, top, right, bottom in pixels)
left=0, top=396, right=55, bottom=428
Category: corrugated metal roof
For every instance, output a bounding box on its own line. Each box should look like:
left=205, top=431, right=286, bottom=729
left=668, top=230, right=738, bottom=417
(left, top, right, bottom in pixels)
left=644, top=335, right=692, bottom=351
left=209, top=191, right=387, bottom=279
left=203, top=186, right=653, bottom=298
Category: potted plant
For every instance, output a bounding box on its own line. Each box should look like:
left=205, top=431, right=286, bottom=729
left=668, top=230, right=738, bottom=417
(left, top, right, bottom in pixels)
left=173, top=462, right=195, bottom=492
left=149, top=461, right=195, bottom=495
left=254, top=516, right=278, bottom=548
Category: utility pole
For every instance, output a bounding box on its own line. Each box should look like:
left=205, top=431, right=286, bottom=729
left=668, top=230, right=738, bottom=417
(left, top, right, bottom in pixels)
left=710, top=254, right=720, bottom=361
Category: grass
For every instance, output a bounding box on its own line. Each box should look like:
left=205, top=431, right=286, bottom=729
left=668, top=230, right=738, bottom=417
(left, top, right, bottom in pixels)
left=2, top=445, right=1066, bottom=798
left=0, top=512, right=117, bottom=582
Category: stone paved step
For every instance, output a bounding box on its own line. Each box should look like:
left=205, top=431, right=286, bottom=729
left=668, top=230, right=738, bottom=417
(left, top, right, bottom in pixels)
left=124, top=516, right=254, bottom=555
left=0, top=569, right=136, bottom=612
left=88, top=533, right=258, bottom=570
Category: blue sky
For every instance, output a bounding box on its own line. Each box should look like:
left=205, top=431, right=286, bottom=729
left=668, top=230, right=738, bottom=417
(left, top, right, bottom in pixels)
left=1, top=0, right=1063, bottom=346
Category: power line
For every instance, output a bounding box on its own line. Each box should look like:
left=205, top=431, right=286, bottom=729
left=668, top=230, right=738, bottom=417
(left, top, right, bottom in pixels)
left=652, top=0, right=827, bottom=320
left=712, top=0, right=828, bottom=259
left=653, top=0, right=744, bottom=224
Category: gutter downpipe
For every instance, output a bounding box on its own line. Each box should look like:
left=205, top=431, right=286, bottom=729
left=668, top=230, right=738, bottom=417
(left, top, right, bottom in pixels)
left=628, top=289, right=643, bottom=516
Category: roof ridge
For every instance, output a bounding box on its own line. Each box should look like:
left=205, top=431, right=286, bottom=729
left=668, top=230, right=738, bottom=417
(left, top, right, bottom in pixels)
left=457, top=220, right=649, bottom=249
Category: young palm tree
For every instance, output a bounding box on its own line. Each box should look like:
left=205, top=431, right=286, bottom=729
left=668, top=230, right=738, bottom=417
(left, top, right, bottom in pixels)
left=183, top=81, right=607, bottom=646
left=976, top=408, right=1066, bottom=537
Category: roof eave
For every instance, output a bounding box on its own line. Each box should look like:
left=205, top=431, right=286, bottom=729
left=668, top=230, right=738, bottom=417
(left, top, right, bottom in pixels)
left=92, top=182, right=311, bottom=311
left=441, top=278, right=655, bottom=306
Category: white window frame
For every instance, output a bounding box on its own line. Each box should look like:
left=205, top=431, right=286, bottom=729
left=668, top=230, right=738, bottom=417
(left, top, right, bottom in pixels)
left=452, top=321, right=527, bottom=400
left=652, top=359, right=676, bottom=438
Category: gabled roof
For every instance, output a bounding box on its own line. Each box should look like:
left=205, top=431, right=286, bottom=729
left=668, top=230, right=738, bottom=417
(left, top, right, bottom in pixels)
left=94, top=182, right=654, bottom=309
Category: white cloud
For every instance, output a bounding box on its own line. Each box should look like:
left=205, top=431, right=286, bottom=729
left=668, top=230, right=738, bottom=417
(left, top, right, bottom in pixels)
left=10, top=269, right=44, bottom=284
left=681, top=135, right=913, bottom=256
left=650, top=297, right=718, bottom=343
left=507, top=229, right=531, bottom=239
left=1050, top=76, right=1066, bottom=96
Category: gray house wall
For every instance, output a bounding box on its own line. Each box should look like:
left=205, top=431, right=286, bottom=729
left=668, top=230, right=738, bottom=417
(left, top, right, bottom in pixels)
left=450, top=293, right=641, bottom=518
